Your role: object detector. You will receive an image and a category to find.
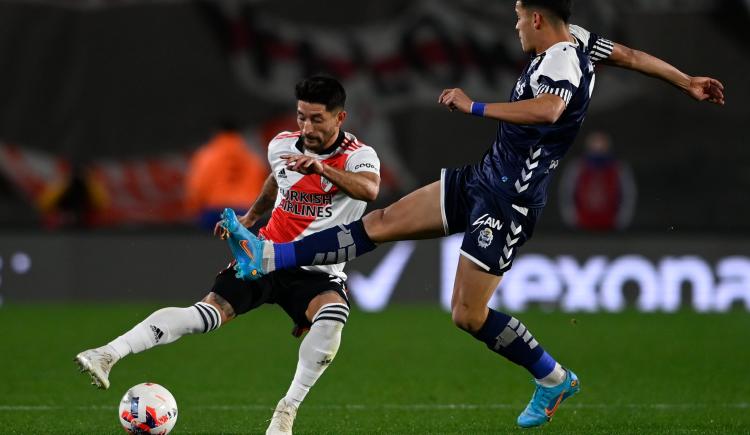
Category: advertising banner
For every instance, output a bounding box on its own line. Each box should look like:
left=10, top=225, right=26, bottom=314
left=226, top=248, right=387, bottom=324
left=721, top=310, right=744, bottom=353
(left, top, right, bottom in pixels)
left=1, top=234, right=747, bottom=313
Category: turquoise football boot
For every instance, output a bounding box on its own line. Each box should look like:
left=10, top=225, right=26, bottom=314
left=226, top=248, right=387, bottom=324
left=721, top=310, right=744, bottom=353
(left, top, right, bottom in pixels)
left=517, top=369, right=580, bottom=428
left=219, top=208, right=266, bottom=280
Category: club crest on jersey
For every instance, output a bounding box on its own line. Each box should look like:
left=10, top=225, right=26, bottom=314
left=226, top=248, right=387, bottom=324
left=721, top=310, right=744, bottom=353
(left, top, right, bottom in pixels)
left=320, top=176, right=333, bottom=192
left=478, top=227, right=494, bottom=249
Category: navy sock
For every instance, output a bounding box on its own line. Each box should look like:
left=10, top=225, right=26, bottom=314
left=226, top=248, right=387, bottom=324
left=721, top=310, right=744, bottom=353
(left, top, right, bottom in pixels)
left=473, top=309, right=557, bottom=379
left=273, top=219, right=377, bottom=270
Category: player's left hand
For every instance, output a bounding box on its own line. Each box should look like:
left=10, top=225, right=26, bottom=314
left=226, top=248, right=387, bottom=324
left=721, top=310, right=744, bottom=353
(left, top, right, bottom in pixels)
left=281, top=154, right=325, bottom=175
left=438, top=88, right=473, bottom=113
left=686, top=76, right=725, bottom=105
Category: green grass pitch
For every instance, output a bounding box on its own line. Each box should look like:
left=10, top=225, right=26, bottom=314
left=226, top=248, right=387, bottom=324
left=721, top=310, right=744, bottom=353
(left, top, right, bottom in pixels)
left=1, top=304, right=749, bottom=434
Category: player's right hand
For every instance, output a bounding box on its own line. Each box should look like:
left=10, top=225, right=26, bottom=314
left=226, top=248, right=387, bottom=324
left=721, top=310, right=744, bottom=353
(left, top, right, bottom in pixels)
left=438, top=88, right=472, bottom=113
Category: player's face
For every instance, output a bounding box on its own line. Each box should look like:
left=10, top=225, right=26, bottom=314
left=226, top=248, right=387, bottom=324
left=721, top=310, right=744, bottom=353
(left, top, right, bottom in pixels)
left=296, top=101, right=345, bottom=153
left=515, top=1, right=535, bottom=53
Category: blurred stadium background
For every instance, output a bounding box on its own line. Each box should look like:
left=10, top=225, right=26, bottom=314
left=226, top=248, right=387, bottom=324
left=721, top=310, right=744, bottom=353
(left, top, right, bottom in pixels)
left=0, top=0, right=748, bottom=433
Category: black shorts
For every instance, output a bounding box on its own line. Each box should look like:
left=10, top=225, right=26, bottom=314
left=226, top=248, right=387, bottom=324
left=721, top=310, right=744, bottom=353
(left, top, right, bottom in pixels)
left=442, top=166, right=543, bottom=275
left=211, top=265, right=349, bottom=328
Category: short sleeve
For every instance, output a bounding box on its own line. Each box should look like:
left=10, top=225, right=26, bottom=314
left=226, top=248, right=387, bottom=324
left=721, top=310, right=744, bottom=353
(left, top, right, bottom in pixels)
left=569, top=24, right=614, bottom=63
left=532, top=49, right=582, bottom=107
left=345, top=148, right=380, bottom=175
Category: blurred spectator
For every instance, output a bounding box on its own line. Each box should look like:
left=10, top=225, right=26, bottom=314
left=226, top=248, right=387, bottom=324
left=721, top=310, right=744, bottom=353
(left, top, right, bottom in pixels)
left=558, top=131, right=637, bottom=231
left=184, top=127, right=268, bottom=230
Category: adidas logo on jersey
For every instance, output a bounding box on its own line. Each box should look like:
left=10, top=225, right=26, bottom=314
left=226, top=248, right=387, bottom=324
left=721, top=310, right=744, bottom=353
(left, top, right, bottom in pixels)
left=277, top=168, right=287, bottom=179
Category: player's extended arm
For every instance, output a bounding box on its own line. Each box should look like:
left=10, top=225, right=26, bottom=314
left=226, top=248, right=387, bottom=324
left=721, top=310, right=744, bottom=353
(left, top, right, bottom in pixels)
left=601, top=42, right=725, bottom=105
left=320, top=166, right=380, bottom=202
left=439, top=88, right=566, bottom=125
left=282, top=154, right=380, bottom=202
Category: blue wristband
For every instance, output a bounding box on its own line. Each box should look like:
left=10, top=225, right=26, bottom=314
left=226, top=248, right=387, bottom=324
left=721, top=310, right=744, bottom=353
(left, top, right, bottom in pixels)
left=471, top=102, right=486, bottom=117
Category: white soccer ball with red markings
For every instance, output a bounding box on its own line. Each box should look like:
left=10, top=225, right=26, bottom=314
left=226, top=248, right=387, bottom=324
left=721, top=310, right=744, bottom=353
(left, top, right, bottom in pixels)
left=118, top=383, right=178, bottom=434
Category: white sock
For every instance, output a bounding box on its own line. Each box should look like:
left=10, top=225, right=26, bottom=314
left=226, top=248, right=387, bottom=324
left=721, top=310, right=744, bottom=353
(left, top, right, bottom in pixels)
left=262, top=242, right=277, bottom=273
left=107, top=302, right=222, bottom=361
left=284, top=303, right=350, bottom=408
left=537, top=362, right=567, bottom=387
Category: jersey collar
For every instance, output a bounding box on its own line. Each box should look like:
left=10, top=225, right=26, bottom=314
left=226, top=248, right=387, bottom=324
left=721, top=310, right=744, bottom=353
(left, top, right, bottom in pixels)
left=534, top=37, right=580, bottom=58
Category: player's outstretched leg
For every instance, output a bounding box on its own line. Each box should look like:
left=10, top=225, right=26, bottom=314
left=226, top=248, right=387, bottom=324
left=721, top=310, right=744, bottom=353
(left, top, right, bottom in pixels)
left=223, top=181, right=445, bottom=281
left=266, top=302, right=349, bottom=435
left=219, top=208, right=267, bottom=280
left=223, top=209, right=377, bottom=281
left=75, top=300, right=223, bottom=389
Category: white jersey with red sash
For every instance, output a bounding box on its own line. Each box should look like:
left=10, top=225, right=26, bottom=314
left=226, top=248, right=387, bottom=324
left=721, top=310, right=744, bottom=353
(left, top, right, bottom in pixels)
left=259, top=130, right=380, bottom=280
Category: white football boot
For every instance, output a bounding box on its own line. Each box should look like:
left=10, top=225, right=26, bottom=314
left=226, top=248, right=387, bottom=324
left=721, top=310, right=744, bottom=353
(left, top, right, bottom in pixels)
left=74, top=346, right=117, bottom=390
left=265, top=397, right=298, bottom=435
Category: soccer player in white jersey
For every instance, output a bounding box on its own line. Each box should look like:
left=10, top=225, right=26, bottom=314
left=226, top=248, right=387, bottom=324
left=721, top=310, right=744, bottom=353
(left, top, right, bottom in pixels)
left=75, top=76, right=381, bottom=435
left=222, top=0, right=725, bottom=428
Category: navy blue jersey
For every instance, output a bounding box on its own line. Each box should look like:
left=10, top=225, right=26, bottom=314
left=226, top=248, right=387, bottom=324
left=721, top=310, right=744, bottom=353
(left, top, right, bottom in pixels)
left=478, top=25, right=614, bottom=208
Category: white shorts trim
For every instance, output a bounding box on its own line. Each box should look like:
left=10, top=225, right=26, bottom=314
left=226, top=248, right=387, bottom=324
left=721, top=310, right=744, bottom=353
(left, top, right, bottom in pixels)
left=440, top=169, right=449, bottom=236
left=459, top=249, right=491, bottom=272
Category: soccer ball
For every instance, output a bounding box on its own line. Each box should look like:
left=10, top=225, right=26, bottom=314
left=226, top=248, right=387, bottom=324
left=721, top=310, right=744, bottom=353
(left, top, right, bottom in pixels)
left=118, top=383, right=178, bottom=434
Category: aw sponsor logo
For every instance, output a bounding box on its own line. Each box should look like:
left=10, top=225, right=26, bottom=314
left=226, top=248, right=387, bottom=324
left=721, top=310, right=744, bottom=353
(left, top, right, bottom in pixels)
left=471, top=214, right=503, bottom=232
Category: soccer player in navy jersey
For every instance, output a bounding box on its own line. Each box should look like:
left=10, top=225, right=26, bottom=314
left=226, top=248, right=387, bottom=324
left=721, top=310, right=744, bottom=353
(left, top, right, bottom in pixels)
left=221, top=0, right=725, bottom=427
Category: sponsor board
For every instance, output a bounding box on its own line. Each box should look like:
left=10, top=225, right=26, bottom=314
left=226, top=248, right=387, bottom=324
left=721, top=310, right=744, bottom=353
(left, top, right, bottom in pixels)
left=1, top=234, right=748, bottom=314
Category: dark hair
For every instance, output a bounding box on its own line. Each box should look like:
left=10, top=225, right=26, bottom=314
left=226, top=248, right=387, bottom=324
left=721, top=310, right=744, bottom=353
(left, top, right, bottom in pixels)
left=520, top=0, right=572, bottom=23
left=294, top=76, right=346, bottom=112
